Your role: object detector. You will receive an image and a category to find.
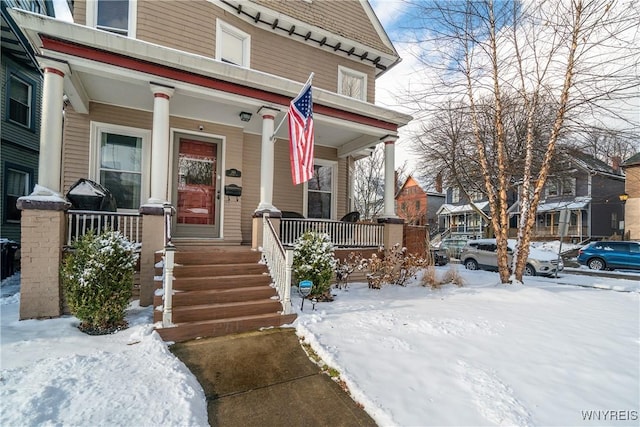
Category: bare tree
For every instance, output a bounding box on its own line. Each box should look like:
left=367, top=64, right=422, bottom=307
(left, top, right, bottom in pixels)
left=403, top=0, right=639, bottom=283
left=353, top=146, right=385, bottom=220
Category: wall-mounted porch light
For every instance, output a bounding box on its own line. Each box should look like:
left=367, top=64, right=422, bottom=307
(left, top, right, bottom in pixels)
left=239, top=111, right=253, bottom=122
left=619, top=192, right=629, bottom=203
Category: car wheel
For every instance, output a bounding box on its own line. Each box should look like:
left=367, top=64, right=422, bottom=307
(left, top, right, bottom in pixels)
left=524, top=264, right=536, bottom=276
left=587, top=258, right=606, bottom=270
left=464, top=259, right=478, bottom=271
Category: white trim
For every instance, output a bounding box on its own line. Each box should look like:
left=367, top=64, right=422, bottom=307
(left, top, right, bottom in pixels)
left=215, top=19, right=251, bottom=68
left=86, top=0, right=137, bottom=38
left=89, top=121, right=151, bottom=211
left=338, top=66, right=367, bottom=101
left=303, top=159, right=338, bottom=219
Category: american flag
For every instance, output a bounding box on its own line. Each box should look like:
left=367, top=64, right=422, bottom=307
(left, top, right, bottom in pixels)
left=288, top=81, right=314, bottom=185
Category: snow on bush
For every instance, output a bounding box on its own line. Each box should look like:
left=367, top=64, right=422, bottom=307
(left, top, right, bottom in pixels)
left=292, top=231, right=337, bottom=299
left=61, top=230, right=138, bottom=334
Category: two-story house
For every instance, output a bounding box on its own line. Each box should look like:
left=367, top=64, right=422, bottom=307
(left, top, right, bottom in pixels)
left=1, top=0, right=56, bottom=244
left=395, top=175, right=445, bottom=229
left=510, top=149, right=626, bottom=242
left=1, top=0, right=58, bottom=280
left=10, top=0, right=411, bottom=340
left=436, top=186, right=507, bottom=240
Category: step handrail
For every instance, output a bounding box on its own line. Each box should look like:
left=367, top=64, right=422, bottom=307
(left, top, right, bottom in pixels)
left=261, top=214, right=293, bottom=315
left=162, top=204, right=176, bottom=327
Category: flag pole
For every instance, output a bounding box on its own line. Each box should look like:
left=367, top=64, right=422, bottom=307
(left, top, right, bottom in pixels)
left=271, top=72, right=314, bottom=141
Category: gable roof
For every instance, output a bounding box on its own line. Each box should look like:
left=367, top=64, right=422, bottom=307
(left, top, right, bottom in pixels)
left=622, top=152, right=640, bottom=167
left=565, top=148, right=621, bottom=176
left=396, top=174, right=444, bottom=198
left=216, top=0, right=399, bottom=76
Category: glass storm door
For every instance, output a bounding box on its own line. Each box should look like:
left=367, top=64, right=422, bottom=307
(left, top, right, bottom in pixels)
left=175, top=137, right=220, bottom=237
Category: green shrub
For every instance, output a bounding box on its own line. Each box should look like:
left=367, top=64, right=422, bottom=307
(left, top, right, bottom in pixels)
left=292, top=231, right=337, bottom=299
left=61, top=230, right=138, bottom=334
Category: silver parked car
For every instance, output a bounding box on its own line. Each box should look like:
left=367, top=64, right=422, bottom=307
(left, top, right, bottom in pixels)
left=460, top=239, right=563, bottom=277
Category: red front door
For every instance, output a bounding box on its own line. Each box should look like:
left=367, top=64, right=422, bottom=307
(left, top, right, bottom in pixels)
left=177, top=139, right=217, bottom=225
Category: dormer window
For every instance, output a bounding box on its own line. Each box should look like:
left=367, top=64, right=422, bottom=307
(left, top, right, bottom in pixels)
left=338, top=66, right=367, bottom=101
left=216, top=20, right=251, bottom=68
left=87, top=0, right=137, bottom=37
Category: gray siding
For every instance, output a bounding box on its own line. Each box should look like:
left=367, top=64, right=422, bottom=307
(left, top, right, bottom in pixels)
left=1, top=53, right=43, bottom=244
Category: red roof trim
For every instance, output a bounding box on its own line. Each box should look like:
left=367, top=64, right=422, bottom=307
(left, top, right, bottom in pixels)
left=41, top=36, right=398, bottom=132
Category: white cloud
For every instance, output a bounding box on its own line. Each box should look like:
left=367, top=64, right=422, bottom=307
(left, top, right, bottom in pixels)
left=369, top=0, right=409, bottom=30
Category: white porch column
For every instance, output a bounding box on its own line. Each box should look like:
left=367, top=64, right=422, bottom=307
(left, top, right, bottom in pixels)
left=383, top=137, right=398, bottom=218
left=256, top=107, right=280, bottom=213
left=149, top=84, right=175, bottom=204
left=38, top=62, right=69, bottom=193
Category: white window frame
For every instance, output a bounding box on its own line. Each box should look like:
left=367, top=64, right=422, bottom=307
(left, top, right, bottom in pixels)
left=303, top=159, right=338, bottom=219
left=451, top=187, right=460, bottom=203
left=7, top=74, right=32, bottom=129
left=86, top=0, right=137, bottom=38
left=89, top=122, right=150, bottom=211
left=338, top=66, right=367, bottom=101
left=216, top=19, right=251, bottom=68
left=4, top=166, right=31, bottom=223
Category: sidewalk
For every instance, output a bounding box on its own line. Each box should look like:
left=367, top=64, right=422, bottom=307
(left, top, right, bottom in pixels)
left=170, top=328, right=377, bottom=427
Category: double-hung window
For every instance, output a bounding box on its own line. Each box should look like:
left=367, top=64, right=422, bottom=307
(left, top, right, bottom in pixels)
left=87, top=0, right=136, bottom=37
left=4, top=165, right=32, bottom=223
left=216, top=20, right=251, bottom=67
left=305, top=160, right=337, bottom=219
left=91, top=123, right=150, bottom=210
left=338, top=66, right=367, bottom=101
left=7, top=73, right=33, bottom=129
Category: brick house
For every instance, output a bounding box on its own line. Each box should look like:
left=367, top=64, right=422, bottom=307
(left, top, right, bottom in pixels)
left=395, top=175, right=444, bottom=229
left=621, top=153, right=640, bottom=240
left=10, top=0, right=411, bottom=340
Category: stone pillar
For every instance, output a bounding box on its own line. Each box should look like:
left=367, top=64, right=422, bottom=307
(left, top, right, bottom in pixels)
left=149, top=84, right=175, bottom=204
left=38, top=61, right=69, bottom=193
left=17, top=198, right=70, bottom=319
left=139, top=205, right=165, bottom=307
left=382, top=221, right=404, bottom=251
left=383, top=137, right=398, bottom=218
left=256, top=107, right=280, bottom=214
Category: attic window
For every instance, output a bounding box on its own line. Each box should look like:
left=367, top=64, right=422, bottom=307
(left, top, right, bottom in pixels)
left=338, top=66, right=367, bottom=101
left=216, top=20, right=251, bottom=67
left=87, top=0, right=137, bottom=37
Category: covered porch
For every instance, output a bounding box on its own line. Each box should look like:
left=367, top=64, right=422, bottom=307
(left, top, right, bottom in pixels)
left=11, top=9, right=410, bottom=320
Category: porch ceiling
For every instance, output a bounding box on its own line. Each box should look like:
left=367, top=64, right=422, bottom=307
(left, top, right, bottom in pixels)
left=74, top=70, right=370, bottom=149
left=9, top=8, right=411, bottom=156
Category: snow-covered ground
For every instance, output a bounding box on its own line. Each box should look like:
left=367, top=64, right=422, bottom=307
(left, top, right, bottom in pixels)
left=2, top=266, right=639, bottom=426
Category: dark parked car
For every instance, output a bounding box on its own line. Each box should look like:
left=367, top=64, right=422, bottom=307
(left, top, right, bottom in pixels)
left=577, top=241, right=640, bottom=271
left=429, top=248, right=450, bottom=266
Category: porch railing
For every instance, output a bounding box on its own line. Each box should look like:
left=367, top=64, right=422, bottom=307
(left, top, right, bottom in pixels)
left=162, top=204, right=176, bottom=327
left=66, top=210, right=142, bottom=246
left=280, top=218, right=384, bottom=248
left=261, top=214, right=292, bottom=315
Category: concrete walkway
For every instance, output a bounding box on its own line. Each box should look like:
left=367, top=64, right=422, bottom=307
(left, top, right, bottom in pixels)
left=170, top=328, right=377, bottom=427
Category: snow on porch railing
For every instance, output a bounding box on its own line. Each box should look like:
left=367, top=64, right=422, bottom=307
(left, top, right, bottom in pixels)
left=280, top=218, right=384, bottom=248
left=66, top=210, right=141, bottom=246
left=261, top=214, right=292, bottom=315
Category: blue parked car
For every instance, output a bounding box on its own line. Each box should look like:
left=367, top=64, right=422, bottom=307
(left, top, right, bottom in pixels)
left=577, top=241, right=640, bottom=271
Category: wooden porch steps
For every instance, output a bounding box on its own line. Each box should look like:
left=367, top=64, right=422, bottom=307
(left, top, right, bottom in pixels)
left=154, top=246, right=296, bottom=343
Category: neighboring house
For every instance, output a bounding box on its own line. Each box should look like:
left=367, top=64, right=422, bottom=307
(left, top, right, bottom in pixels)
left=511, top=149, right=626, bottom=242
left=435, top=186, right=501, bottom=240
left=0, top=0, right=55, bottom=244
left=10, top=1, right=411, bottom=335
left=395, top=175, right=444, bottom=229
left=621, top=153, right=640, bottom=240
